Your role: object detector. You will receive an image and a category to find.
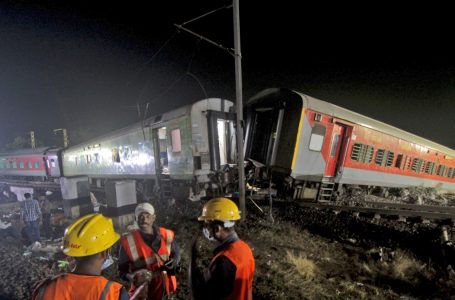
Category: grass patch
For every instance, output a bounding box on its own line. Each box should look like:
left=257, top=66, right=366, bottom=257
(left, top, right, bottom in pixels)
left=392, top=251, right=419, bottom=278
left=286, top=250, right=317, bottom=281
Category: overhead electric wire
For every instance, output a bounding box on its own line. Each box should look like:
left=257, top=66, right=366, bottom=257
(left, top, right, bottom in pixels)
left=130, top=4, right=232, bottom=125
left=125, top=31, right=178, bottom=89
left=175, top=4, right=235, bottom=56
left=147, top=38, right=207, bottom=105
left=181, top=4, right=232, bottom=26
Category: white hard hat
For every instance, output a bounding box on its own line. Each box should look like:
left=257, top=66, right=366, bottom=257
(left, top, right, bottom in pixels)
left=135, top=203, right=155, bottom=219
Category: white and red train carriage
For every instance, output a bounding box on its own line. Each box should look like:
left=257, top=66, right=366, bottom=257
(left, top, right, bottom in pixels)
left=1, top=89, right=454, bottom=204
left=244, top=88, right=455, bottom=200
left=0, top=147, right=62, bottom=180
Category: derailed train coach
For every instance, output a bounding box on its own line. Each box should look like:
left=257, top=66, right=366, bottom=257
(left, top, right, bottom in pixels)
left=0, top=147, right=62, bottom=180
left=62, top=98, right=237, bottom=201
left=244, top=88, right=455, bottom=201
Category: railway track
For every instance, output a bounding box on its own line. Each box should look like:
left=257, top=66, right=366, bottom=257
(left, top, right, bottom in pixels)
left=297, top=201, right=455, bottom=222
left=0, top=179, right=106, bottom=193
left=2, top=177, right=455, bottom=222
left=0, top=179, right=60, bottom=191
left=250, top=194, right=455, bottom=222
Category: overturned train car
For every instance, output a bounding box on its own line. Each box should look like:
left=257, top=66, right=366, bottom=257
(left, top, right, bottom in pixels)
left=244, top=88, right=455, bottom=201
left=62, top=98, right=237, bottom=201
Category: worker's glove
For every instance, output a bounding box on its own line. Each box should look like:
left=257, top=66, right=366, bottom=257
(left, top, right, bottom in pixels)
left=160, top=259, right=180, bottom=275
left=128, top=269, right=153, bottom=285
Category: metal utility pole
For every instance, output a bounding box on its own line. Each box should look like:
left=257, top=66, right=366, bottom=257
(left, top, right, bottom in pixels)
left=233, top=0, right=246, bottom=220
left=53, top=128, right=69, bottom=147
left=30, top=131, right=36, bottom=149
left=174, top=1, right=246, bottom=220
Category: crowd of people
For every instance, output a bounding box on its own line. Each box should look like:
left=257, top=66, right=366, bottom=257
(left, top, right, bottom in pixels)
left=23, top=196, right=255, bottom=300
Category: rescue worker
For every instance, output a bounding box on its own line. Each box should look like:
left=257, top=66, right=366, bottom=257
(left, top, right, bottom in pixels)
left=191, top=197, right=255, bottom=300
left=118, top=202, right=180, bottom=300
left=31, top=213, right=129, bottom=300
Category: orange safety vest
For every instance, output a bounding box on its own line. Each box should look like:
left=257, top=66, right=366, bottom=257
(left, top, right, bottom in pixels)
left=120, top=227, right=177, bottom=300
left=31, top=273, right=123, bottom=300
left=211, top=239, right=255, bottom=300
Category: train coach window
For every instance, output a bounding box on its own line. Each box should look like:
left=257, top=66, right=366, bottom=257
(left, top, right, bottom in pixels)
left=411, top=158, right=424, bottom=173
left=351, top=143, right=374, bottom=163
left=120, top=146, right=132, bottom=161
left=112, top=148, right=120, bottom=163
left=19, top=162, right=24, bottom=169
left=404, top=156, right=412, bottom=170
left=375, top=149, right=385, bottom=166
left=34, top=161, right=40, bottom=169
left=424, top=162, right=436, bottom=174
left=437, top=165, right=447, bottom=177
left=12, top=161, right=17, bottom=169
left=375, top=149, right=394, bottom=167
left=171, top=129, right=181, bottom=153
left=309, top=124, right=326, bottom=151
left=386, top=152, right=394, bottom=167
left=28, top=162, right=32, bottom=169
left=448, top=168, right=454, bottom=179
left=330, top=134, right=340, bottom=156
left=217, top=119, right=236, bottom=165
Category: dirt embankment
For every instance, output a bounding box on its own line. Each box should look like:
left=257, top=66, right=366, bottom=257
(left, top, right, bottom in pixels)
left=0, top=198, right=454, bottom=299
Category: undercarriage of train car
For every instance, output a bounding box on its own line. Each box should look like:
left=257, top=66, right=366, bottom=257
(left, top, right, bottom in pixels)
left=241, top=158, right=455, bottom=208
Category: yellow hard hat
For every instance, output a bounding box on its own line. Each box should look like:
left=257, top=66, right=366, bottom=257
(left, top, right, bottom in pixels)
left=62, top=213, right=120, bottom=257
left=198, top=197, right=241, bottom=221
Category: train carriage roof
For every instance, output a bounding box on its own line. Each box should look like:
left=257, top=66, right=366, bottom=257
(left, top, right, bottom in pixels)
left=0, top=146, right=59, bottom=156
left=63, top=98, right=231, bottom=151
left=248, top=88, right=455, bottom=157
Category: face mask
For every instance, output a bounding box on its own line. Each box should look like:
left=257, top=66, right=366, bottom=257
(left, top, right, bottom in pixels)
left=101, top=254, right=114, bottom=270
left=202, top=227, right=216, bottom=242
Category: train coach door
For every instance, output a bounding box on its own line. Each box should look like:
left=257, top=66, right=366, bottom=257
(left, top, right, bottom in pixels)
left=207, top=111, right=236, bottom=170
left=152, top=127, right=169, bottom=175
left=325, top=123, right=345, bottom=177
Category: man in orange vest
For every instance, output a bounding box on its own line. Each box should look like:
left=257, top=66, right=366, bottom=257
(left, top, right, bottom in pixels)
left=31, top=213, right=129, bottom=300
left=118, top=202, right=180, bottom=300
left=191, top=197, right=255, bottom=300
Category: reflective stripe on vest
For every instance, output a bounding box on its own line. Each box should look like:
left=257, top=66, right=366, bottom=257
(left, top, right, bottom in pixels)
left=165, top=229, right=172, bottom=255
left=122, top=228, right=174, bottom=270
left=126, top=234, right=140, bottom=262
left=99, top=281, right=114, bottom=300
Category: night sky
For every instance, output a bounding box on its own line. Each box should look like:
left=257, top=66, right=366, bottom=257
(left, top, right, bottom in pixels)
left=0, top=1, right=454, bottom=149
